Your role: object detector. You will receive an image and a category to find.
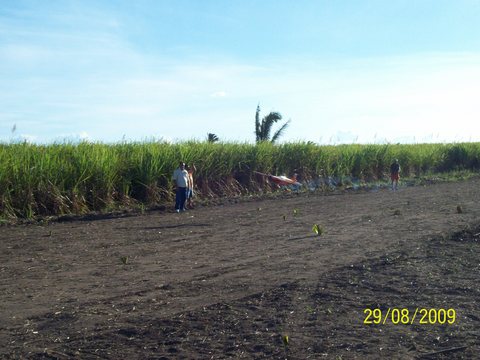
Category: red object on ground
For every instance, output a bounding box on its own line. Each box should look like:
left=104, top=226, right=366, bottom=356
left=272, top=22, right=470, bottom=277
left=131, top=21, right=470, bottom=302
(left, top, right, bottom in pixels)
left=254, top=171, right=301, bottom=187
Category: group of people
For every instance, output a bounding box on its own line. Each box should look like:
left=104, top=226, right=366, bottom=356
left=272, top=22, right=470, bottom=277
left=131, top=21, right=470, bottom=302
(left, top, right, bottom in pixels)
left=172, top=162, right=196, bottom=212
left=172, top=158, right=401, bottom=212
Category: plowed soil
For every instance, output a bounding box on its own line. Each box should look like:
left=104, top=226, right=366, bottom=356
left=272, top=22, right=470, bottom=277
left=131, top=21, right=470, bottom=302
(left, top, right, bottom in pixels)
left=1, top=179, right=480, bottom=359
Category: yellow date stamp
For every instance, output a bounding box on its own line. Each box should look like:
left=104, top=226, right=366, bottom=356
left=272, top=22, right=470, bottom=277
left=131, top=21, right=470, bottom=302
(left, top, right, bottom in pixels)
left=363, top=308, right=456, bottom=325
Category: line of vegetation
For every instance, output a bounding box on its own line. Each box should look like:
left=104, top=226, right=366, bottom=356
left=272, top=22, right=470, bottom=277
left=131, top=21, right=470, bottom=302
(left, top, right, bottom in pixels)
left=1, top=141, right=479, bottom=219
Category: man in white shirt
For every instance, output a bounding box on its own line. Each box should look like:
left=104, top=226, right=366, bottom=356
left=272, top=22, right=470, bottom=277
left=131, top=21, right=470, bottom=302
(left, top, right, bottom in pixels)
left=172, top=162, right=189, bottom=212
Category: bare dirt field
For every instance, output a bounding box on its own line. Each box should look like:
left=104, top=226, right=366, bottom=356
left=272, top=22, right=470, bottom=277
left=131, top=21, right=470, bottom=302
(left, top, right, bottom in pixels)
left=1, top=178, right=480, bottom=359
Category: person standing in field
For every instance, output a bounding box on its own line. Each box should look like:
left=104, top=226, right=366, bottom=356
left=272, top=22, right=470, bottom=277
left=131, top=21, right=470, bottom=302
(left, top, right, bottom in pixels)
left=185, top=163, right=197, bottom=209
left=390, top=159, right=401, bottom=191
left=172, top=162, right=189, bottom=212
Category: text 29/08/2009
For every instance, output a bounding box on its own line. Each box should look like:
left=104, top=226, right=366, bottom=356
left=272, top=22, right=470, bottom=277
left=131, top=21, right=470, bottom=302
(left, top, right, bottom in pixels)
left=363, top=308, right=456, bottom=325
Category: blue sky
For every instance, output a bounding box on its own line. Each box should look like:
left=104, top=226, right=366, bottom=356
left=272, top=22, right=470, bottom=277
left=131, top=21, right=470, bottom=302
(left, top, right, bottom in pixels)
left=1, top=0, right=480, bottom=144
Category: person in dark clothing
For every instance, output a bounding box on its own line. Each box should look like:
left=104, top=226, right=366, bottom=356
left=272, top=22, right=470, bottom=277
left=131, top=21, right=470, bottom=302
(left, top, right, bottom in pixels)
left=390, top=159, right=401, bottom=191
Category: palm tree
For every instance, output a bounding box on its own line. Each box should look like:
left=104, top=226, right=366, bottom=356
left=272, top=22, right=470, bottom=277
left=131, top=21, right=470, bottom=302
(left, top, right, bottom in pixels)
left=207, top=133, right=219, bottom=143
left=255, top=105, right=290, bottom=143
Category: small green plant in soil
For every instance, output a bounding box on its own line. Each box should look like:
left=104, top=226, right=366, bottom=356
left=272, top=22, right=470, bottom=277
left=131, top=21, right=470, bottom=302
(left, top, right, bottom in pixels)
left=312, top=224, right=324, bottom=236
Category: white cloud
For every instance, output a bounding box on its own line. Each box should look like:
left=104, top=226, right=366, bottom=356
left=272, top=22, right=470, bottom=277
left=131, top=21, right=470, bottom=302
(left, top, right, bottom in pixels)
left=20, top=134, right=37, bottom=143
left=210, top=91, right=227, bottom=98
left=2, top=48, right=480, bottom=143
left=78, top=131, right=90, bottom=141
left=52, top=131, right=92, bottom=143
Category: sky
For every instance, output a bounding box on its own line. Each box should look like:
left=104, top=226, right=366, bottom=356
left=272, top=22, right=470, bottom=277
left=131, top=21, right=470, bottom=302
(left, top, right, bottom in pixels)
left=1, top=0, right=480, bottom=144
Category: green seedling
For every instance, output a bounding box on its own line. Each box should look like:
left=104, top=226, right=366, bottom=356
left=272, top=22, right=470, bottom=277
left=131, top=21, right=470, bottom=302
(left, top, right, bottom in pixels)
left=312, top=224, right=324, bottom=236
left=282, top=334, right=289, bottom=346
left=293, top=209, right=299, bottom=217
left=120, top=256, right=129, bottom=265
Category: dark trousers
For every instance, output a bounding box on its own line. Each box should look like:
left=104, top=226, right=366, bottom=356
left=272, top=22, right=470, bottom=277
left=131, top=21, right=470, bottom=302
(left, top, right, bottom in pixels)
left=175, top=187, right=187, bottom=210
